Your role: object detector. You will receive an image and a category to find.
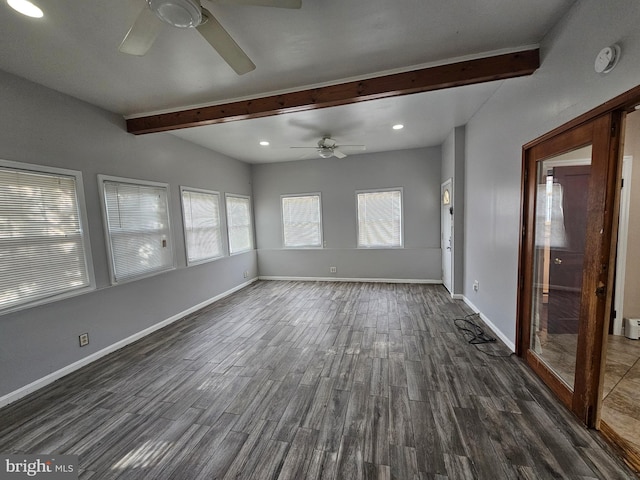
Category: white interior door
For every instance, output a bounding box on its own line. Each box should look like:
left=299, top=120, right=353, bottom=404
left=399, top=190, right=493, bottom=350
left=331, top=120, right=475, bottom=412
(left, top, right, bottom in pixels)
left=441, top=179, right=453, bottom=293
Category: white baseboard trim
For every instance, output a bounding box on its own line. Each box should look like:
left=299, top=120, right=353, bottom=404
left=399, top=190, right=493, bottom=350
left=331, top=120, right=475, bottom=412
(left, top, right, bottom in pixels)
left=258, top=276, right=443, bottom=284
left=461, top=296, right=516, bottom=352
left=0, top=278, right=258, bottom=409
left=452, top=293, right=465, bottom=300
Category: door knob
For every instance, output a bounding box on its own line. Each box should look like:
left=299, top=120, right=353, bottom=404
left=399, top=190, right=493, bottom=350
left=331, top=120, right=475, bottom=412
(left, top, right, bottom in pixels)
left=554, top=258, right=563, bottom=265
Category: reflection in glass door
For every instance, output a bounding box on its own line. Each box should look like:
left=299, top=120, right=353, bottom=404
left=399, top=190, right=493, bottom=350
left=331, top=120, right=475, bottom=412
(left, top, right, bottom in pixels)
left=529, top=146, right=592, bottom=390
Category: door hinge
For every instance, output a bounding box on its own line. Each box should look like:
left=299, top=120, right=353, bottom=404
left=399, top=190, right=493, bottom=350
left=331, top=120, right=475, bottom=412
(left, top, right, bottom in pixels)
left=621, top=178, right=624, bottom=188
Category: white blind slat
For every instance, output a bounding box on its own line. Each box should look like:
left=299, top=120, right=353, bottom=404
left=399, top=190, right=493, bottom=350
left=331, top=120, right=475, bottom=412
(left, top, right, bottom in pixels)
left=0, top=166, right=90, bottom=311
left=282, top=195, right=322, bottom=247
left=103, top=180, right=172, bottom=282
left=226, top=195, right=252, bottom=254
left=357, top=190, right=402, bottom=248
left=182, top=189, right=223, bottom=263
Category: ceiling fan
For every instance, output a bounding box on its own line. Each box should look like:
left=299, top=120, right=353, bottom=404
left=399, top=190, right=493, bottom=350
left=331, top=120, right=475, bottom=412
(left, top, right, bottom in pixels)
left=290, top=136, right=366, bottom=159
left=119, top=0, right=301, bottom=75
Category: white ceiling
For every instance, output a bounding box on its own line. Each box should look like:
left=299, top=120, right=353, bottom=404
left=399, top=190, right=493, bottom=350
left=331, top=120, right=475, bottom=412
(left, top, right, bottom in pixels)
left=0, top=0, right=576, bottom=163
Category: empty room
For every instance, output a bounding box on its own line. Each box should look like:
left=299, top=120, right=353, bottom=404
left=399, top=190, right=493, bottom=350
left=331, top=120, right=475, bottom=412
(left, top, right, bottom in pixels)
left=1, top=0, right=640, bottom=478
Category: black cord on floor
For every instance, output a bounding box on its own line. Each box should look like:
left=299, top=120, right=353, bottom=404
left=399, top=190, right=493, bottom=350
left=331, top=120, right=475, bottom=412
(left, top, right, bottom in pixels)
left=454, top=313, right=515, bottom=358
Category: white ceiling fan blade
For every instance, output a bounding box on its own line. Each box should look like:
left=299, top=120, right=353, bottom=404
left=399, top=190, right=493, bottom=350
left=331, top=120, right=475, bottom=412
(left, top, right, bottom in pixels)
left=337, top=145, right=366, bottom=151
left=119, top=5, right=165, bottom=56
left=333, top=149, right=347, bottom=159
left=209, top=0, right=301, bottom=9
left=197, top=9, right=256, bottom=75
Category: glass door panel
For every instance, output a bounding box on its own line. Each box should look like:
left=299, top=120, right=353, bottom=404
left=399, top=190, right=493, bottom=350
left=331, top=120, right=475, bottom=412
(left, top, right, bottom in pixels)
left=529, top=145, right=592, bottom=390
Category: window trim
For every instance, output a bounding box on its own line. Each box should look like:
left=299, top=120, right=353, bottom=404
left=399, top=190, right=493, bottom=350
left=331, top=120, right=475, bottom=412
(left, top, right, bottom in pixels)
left=0, top=159, right=95, bottom=315
left=356, top=187, right=404, bottom=249
left=180, top=186, right=226, bottom=265
left=98, top=174, right=175, bottom=285
left=225, top=193, right=254, bottom=255
left=281, top=192, right=324, bottom=249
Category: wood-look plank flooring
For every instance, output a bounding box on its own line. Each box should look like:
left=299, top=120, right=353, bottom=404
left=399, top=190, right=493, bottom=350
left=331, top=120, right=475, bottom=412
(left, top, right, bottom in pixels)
left=0, top=281, right=636, bottom=479
left=602, top=335, right=640, bottom=455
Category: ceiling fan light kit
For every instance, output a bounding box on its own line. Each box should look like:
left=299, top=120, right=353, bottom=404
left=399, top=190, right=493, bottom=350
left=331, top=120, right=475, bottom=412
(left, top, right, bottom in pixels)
left=120, top=0, right=298, bottom=74
left=290, top=136, right=365, bottom=159
left=148, top=0, right=202, bottom=28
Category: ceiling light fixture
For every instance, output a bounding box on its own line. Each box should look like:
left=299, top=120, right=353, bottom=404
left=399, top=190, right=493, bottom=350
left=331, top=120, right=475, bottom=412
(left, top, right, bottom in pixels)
left=7, top=0, right=43, bottom=18
left=393, top=124, right=404, bottom=130
left=259, top=141, right=270, bottom=146
left=318, top=148, right=334, bottom=158
left=148, top=0, right=202, bottom=28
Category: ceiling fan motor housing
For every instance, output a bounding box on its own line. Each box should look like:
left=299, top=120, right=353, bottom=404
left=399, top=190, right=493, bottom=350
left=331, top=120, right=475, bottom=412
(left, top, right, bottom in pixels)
left=148, top=0, right=202, bottom=28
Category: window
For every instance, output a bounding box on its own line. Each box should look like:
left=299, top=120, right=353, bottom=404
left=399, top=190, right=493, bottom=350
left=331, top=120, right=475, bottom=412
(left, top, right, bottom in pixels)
left=0, top=160, right=94, bottom=313
left=181, top=187, right=223, bottom=264
left=356, top=188, right=403, bottom=248
left=99, top=175, right=174, bottom=284
left=281, top=193, right=323, bottom=248
left=225, top=194, right=253, bottom=254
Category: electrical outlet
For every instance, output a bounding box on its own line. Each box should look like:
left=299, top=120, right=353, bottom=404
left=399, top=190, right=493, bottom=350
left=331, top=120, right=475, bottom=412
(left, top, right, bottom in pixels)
left=330, top=266, right=337, bottom=273
left=79, top=333, right=89, bottom=347
left=473, top=280, right=479, bottom=292
left=243, top=270, right=249, bottom=278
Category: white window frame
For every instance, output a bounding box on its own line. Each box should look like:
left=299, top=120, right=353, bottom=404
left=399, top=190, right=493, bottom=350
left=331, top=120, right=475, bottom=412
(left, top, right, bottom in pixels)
left=356, top=187, right=404, bottom=249
left=281, top=192, right=323, bottom=249
left=0, top=159, right=95, bottom=315
left=180, top=186, right=225, bottom=265
left=225, top=193, right=253, bottom=255
left=98, top=175, right=175, bottom=284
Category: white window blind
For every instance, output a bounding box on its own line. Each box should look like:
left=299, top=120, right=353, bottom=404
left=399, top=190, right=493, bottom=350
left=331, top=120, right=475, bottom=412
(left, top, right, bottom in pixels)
left=282, top=194, right=322, bottom=247
left=0, top=163, right=93, bottom=313
left=226, top=194, right=252, bottom=254
left=181, top=188, right=223, bottom=264
left=357, top=189, right=403, bottom=248
left=101, top=177, right=173, bottom=283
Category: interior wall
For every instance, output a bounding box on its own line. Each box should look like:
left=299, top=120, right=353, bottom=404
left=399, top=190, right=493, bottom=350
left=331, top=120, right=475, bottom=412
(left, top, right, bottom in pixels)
left=623, top=110, right=640, bottom=320
left=442, top=126, right=466, bottom=295
left=252, top=147, right=442, bottom=280
left=0, top=69, right=257, bottom=400
left=464, top=0, right=640, bottom=346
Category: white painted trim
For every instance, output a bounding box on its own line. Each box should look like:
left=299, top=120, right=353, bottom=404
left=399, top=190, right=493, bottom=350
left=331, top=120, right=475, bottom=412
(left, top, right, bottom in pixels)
left=259, top=276, right=442, bottom=284
left=461, top=296, right=516, bottom=352
left=613, top=156, right=633, bottom=336
left=0, top=278, right=258, bottom=409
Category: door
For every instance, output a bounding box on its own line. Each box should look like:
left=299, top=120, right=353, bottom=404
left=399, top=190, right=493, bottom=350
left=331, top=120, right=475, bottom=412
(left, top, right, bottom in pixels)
left=518, top=113, right=621, bottom=426
left=441, top=179, right=453, bottom=293
left=546, top=165, right=590, bottom=337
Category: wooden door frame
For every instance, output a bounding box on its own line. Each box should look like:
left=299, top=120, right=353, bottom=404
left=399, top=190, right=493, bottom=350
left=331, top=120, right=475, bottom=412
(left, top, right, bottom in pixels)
left=516, top=84, right=640, bottom=429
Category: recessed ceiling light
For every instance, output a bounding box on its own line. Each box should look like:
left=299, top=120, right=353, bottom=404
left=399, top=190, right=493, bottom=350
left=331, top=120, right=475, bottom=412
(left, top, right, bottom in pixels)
left=392, top=124, right=404, bottom=130
left=7, top=0, right=43, bottom=18
left=259, top=141, right=270, bottom=146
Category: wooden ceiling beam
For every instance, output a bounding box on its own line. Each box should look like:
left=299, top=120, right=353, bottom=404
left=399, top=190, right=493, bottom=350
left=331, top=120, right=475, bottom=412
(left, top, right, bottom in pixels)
left=126, top=48, right=539, bottom=135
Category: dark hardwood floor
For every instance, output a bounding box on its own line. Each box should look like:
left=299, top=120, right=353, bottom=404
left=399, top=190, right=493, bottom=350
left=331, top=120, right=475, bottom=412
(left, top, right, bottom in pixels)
left=0, top=281, right=636, bottom=479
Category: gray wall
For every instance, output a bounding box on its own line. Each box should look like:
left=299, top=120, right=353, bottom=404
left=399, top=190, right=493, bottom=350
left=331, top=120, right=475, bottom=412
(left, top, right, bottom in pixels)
left=463, top=0, right=640, bottom=345
left=0, top=70, right=257, bottom=398
left=441, top=126, right=466, bottom=295
left=252, top=147, right=442, bottom=280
